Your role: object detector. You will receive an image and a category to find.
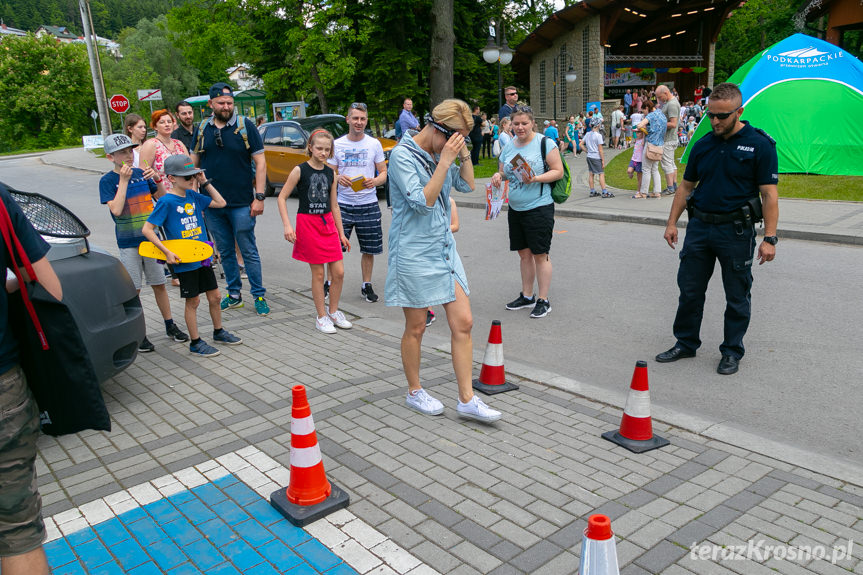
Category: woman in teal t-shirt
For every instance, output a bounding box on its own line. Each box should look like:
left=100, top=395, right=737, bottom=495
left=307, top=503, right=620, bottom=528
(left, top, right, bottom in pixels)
left=491, top=105, right=564, bottom=319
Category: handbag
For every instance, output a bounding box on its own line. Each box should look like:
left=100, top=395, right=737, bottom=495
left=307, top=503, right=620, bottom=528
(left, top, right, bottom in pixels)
left=645, top=142, right=663, bottom=161
left=0, top=194, right=111, bottom=437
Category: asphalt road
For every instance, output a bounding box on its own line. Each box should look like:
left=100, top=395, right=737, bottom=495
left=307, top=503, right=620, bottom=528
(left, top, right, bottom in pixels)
left=4, top=155, right=862, bottom=466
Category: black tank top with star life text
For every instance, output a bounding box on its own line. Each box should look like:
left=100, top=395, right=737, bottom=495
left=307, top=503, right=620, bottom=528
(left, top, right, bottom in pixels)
left=296, top=162, right=334, bottom=215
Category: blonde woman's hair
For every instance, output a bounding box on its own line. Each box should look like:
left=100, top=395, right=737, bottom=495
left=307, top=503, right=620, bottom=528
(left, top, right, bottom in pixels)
left=431, top=99, right=474, bottom=132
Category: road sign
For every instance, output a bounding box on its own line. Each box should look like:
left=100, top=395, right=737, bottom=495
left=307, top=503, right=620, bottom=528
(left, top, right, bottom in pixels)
left=137, top=89, right=162, bottom=102
left=109, top=94, right=130, bottom=114
left=82, top=135, right=104, bottom=149
left=90, top=110, right=98, bottom=120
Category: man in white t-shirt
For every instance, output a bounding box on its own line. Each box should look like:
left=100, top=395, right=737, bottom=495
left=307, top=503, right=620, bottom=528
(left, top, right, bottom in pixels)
left=329, top=102, right=387, bottom=302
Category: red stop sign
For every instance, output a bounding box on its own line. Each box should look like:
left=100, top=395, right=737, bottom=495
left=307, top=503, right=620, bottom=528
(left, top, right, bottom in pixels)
left=109, top=94, right=130, bottom=114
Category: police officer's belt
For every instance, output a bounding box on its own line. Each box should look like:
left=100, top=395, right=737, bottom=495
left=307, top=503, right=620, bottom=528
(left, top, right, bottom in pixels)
left=690, top=207, right=744, bottom=224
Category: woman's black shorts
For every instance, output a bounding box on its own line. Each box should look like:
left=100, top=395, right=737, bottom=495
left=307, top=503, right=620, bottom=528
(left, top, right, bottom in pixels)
left=508, top=202, right=555, bottom=254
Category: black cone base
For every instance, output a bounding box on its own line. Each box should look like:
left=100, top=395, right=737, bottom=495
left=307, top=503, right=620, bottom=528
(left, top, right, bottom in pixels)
left=472, top=379, right=520, bottom=395
left=602, top=430, right=670, bottom=454
left=270, top=483, right=350, bottom=527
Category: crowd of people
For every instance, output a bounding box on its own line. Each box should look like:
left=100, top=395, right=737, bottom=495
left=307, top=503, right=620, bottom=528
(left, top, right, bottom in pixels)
left=1, top=78, right=780, bottom=570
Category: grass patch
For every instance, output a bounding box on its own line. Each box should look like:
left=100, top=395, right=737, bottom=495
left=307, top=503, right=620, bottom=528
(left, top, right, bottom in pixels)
left=472, top=156, right=499, bottom=178
left=0, top=145, right=78, bottom=157
left=605, top=146, right=863, bottom=201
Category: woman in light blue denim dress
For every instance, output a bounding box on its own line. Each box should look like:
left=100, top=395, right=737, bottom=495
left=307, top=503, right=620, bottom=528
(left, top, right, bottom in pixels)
left=385, top=99, right=502, bottom=424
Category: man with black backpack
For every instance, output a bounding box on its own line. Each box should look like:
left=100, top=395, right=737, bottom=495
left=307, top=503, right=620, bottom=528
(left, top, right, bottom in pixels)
left=192, top=82, right=270, bottom=317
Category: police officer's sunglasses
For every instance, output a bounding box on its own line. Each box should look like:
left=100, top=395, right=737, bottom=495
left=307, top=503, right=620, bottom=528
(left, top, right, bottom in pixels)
left=705, top=106, right=741, bottom=120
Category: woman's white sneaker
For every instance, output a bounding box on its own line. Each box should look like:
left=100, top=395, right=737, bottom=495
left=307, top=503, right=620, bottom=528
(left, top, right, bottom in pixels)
left=457, top=396, right=502, bottom=423
left=405, top=388, right=444, bottom=416
left=328, top=309, right=353, bottom=329
left=316, top=315, right=337, bottom=334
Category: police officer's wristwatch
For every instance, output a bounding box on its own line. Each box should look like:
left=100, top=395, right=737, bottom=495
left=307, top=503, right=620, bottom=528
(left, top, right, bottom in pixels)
left=763, top=235, right=778, bottom=245
left=254, top=193, right=266, bottom=201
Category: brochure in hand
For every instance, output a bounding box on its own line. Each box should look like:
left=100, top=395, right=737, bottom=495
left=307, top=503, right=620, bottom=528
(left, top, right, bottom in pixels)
left=509, top=153, right=534, bottom=183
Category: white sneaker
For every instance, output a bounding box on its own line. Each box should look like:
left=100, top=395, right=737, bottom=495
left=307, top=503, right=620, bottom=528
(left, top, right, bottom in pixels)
left=316, top=315, right=337, bottom=334
left=328, top=309, right=353, bottom=329
left=405, top=388, right=444, bottom=416
left=457, top=396, right=502, bottom=423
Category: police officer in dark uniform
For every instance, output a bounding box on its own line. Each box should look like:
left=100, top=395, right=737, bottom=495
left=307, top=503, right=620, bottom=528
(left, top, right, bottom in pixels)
left=656, top=82, right=779, bottom=375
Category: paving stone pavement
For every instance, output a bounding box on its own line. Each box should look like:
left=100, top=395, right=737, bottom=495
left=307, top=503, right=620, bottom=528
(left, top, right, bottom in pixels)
left=35, top=283, right=863, bottom=574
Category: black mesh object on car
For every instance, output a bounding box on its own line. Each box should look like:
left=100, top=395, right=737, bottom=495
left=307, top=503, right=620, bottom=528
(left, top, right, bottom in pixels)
left=7, top=186, right=90, bottom=238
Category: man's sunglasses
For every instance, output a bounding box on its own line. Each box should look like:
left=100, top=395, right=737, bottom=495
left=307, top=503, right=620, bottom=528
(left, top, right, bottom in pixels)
left=214, top=127, right=223, bottom=148
left=430, top=121, right=457, bottom=139
left=706, top=106, right=741, bottom=120
left=506, top=92, right=517, bottom=97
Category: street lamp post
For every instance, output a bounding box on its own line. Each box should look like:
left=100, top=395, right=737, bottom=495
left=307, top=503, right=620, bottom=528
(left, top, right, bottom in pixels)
left=552, top=54, right=578, bottom=125
left=482, top=24, right=513, bottom=111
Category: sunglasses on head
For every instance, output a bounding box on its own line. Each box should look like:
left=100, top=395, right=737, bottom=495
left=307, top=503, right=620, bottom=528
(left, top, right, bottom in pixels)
left=513, top=105, right=533, bottom=114
left=349, top=102, right=367, bottom=112
left=431, top=121, right=457, bottom=139
left=706, top=106, right=741, bottom=120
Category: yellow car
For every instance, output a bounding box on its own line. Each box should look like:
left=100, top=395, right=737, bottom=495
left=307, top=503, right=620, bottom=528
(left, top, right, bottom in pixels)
left=258, top=114, right=396, bottom=196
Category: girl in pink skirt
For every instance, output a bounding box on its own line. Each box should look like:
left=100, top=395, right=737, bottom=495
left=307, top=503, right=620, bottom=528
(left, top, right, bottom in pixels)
left=277, top=130, right=352, bottom=334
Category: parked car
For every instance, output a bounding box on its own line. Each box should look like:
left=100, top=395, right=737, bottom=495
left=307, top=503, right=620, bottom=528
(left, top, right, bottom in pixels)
left=258, top=114, right=397, bottom=196
left=5, top=185, right=145, bottom=384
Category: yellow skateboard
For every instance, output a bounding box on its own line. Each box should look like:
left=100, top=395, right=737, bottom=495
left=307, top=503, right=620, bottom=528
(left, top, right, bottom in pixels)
left=138, top=239, right=214, bottom=263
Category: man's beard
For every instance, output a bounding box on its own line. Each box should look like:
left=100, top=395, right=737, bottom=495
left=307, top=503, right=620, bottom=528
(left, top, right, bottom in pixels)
left=214, top=107, right=233, bottom=122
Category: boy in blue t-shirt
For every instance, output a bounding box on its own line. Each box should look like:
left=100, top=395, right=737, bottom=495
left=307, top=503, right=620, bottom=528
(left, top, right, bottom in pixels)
left=143, top=154, right=242, bottom=357
left=99, top=133, right=188, bottom=353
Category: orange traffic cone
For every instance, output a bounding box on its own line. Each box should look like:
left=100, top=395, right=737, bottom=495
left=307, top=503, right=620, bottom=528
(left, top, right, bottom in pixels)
left=472, top=320, right=519, bottom=395
left=579, top=514, right=620, bottom=575
left=270, top=385, right=349, bottom=526
left=601, top=361, right=669, bottom=453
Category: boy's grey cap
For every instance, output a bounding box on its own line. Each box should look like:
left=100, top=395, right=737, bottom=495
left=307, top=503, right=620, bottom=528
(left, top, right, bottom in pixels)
left=104, top=134, right=138, bottom=154
left=163, top=154, right=202, bottom=177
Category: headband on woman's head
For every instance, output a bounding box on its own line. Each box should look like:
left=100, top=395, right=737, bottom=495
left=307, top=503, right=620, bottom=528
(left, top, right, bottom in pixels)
left=309, top=129, right=331, bottom=139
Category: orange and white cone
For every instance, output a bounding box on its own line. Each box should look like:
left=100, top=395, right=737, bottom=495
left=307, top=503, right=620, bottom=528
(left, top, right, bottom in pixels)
left=270, top=385, right=349, bottom=526
left=472, top=320, right=519, bottom=395
left=579, top=514, right=620, bottom=575
left=601, top=361, right=669, bottom=453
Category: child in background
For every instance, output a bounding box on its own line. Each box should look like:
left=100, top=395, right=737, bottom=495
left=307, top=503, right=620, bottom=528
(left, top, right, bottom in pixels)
left=277, top=129, right=352, bottom=334
left=624, top=119, right=633, bottom=149
left=426, top=197, right=459, bottom=327
left=143, top=154, right=242, bottom=357
left=628, top=129, right=646, bottom=197
left=99, top=134, right=189, bottom=352
left=687, top=116, right=697, bottom=138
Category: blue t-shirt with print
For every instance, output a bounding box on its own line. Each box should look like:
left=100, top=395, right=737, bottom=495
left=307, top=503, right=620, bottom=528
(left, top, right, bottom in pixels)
left=99, top=168, right=158, bottom=249
left=146, top=190, right=212, bottom=273
left=498, top=133, right=556, bottom=212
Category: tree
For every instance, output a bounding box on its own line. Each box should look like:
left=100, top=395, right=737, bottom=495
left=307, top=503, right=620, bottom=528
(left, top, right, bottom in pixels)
left=714, top=0, right=798, bottom=82
left=0, top=34, right=94, bottom=150
left=429, top=0, right=454, bottom=107
left=101, top=15, right=199, bottom=124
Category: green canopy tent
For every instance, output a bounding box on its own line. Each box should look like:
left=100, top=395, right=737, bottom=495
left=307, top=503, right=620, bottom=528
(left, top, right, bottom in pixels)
left=682, top=34, right=863, bottom=176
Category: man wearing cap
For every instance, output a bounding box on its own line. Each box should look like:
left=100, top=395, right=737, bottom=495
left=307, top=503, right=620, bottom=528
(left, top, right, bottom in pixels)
left=328, top=102, right=387, bottom=303
left=192, top=82, right=270, bottom=316
left=99, top=133, right=189, bottom=351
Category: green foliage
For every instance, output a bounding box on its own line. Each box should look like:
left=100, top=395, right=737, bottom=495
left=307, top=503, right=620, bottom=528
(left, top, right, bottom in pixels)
left=102, top=16, right=199, bottom=121
left=714, top=0, right=799, bottom=83
left=0, top=34, right=94, bottom=151
left=0, top=0, right=183, bottom=38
